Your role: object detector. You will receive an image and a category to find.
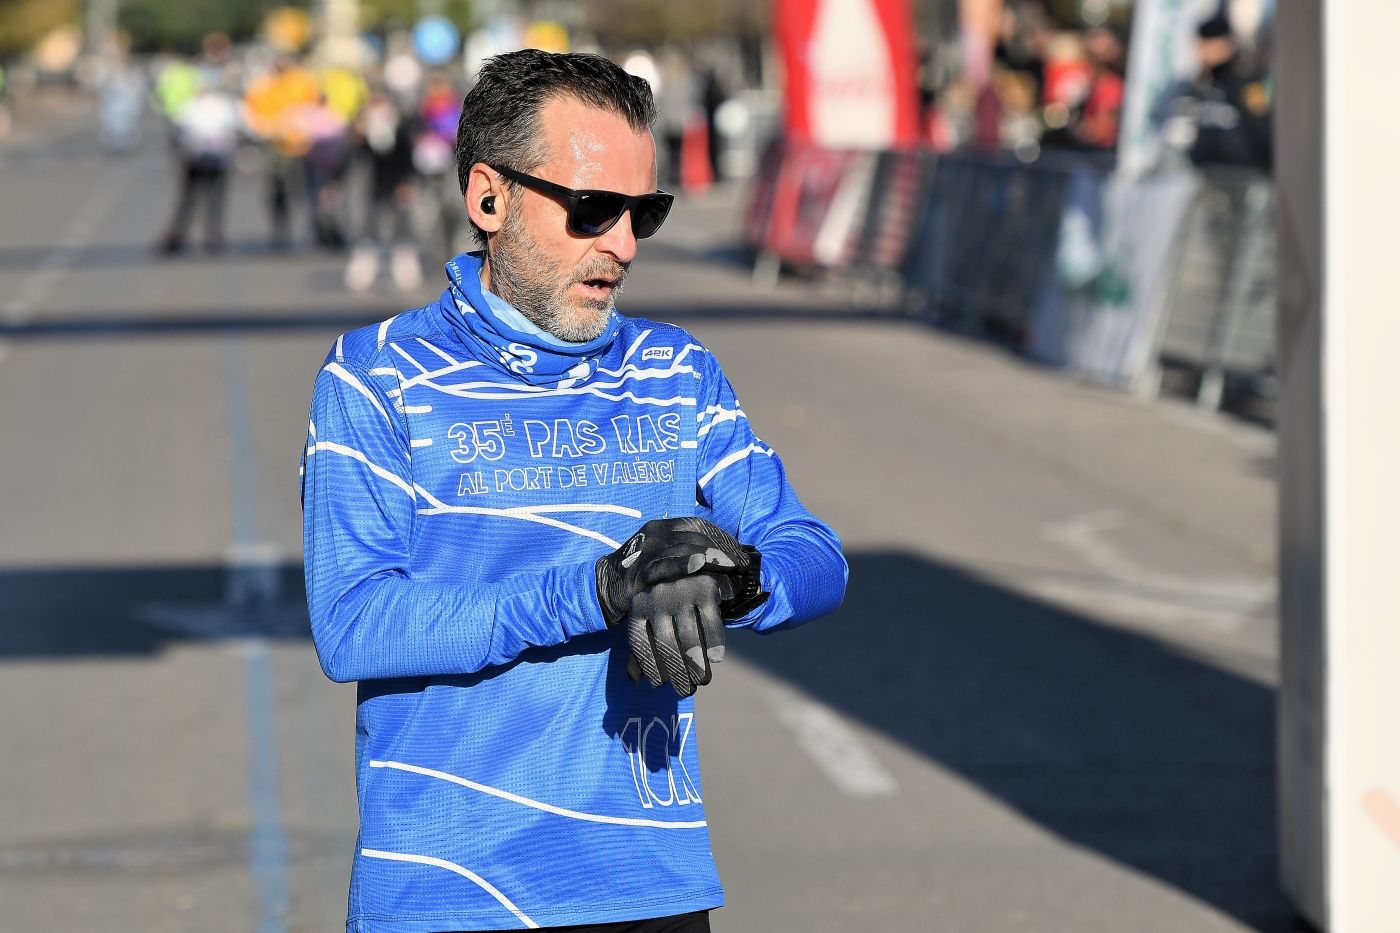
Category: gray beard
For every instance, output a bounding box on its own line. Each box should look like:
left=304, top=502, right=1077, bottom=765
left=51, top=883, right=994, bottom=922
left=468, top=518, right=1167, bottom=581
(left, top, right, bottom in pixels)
left=487, top=213, right=628, bottom=343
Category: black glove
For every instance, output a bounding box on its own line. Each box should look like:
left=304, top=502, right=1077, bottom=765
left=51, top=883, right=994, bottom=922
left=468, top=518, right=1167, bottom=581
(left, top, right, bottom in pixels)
left=624, top=573, right=732, bottom=697
left=595, top=517, right=752, bottom=628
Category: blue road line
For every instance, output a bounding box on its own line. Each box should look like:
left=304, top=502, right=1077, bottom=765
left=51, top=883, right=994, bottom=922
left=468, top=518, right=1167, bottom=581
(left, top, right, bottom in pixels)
left=222, top=339, right=260, bottom=551
left=246, top=639, right=291, bottom=933
left=223, top=337, right=291, bottom=933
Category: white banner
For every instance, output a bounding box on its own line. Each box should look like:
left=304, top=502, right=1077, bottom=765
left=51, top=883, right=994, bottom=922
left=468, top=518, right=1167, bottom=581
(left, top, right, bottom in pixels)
left=1116, top=0, right=1218, bottom=180
left=1067, top=172, right=1198, bottom=386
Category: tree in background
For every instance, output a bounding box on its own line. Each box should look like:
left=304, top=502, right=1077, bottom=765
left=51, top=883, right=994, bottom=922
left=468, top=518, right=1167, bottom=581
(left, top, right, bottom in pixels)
left=0, top=0, right=79, bottom=58
left=119, top=0, right=269, bottom=53
left=360, top=0, right=474, bottom=33
left=581, top=0, right=768, bottom=48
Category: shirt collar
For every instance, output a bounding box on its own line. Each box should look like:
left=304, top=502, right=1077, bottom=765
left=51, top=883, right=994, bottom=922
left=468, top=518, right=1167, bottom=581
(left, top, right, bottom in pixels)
left=438, top=251, right=622, bottom=387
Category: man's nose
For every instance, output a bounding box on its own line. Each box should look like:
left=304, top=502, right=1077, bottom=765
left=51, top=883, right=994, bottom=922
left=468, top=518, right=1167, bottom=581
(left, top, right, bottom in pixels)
left=593, top=210, right=639, bottom=263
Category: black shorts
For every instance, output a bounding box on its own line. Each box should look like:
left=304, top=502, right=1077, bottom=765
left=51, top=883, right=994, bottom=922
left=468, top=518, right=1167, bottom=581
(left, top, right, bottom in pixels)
left=450, top=911, right=710, bottom=933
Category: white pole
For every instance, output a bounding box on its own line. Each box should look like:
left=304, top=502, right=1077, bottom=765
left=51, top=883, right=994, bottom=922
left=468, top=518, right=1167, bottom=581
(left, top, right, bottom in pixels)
left=1276, top=1, right=1400, bottom=929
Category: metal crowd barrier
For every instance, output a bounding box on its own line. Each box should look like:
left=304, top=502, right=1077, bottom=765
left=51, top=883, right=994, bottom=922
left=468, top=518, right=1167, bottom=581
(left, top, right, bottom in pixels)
left=901, top=151, right=1090, bottom=341
left=1148, top=167, right=1276, bottom=410
left=744, top=141, right=1276, bottom=413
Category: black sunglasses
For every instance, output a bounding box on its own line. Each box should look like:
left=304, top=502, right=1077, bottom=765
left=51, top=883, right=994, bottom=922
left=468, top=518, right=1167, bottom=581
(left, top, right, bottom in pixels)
left=489, top=164, right=674, bottom=239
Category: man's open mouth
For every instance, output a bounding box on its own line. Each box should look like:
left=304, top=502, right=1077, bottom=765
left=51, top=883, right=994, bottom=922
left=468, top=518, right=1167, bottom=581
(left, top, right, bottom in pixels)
left=581, top=277, right=616, bottom=289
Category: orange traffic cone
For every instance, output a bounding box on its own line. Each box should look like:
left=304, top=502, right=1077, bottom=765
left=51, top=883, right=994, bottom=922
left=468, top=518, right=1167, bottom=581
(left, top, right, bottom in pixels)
left=681, top=117, right=713, bottom=195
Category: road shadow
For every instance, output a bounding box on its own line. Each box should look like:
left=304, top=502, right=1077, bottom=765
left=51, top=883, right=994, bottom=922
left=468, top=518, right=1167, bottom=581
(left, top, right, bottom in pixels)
left=0, top=308, right=398, bottom=340
left=732, top=549, right=1306, bottom=933
left=0, top=239, right=355, bottom=272
left=0, top=562, right=310, bottom=658
left=0, top=550, right=1305, bottom=930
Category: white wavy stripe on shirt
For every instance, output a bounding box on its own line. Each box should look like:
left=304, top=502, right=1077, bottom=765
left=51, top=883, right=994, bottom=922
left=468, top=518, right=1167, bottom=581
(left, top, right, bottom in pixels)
left=391, top=359, right=487, bottom=391
left=416, top=336, right=461, bottom=365
left=415, top=385, right=698, bottom=408
left=307, top=441, right=415, bottom=498
left=697, top=443, right=775, bottom=490
left=697, top=401, right=745, bottom=423
left=578, top=361, right=699, bottom=389
left=389, top=355, right=487, bottom=389
left=389, top=341, right=432, bottom=375
left=306, top=442, right=625, bottom=547
left=396, top=375, right=550, bottom=395
left=620, top=328, right=651, bottom=363
left=501, top=503, right=643, bottom=518
left=392, top=348, right=697, bottom=392
left=696, top=408, right=746, bottom=438
left=359, top=848, right=540, bottom=929
left=412, top=487, right=624, bottom=548
left=586, top=363, right=699, bottom=388
left=399, top=363, right=697, bottom=402
left=324, top=362, right=393, bottom=427
left=376, top=314, right=400, bottom=351
left=370, top=760, right=709, bottom=830
left=596, top=342, right=705, bottom=378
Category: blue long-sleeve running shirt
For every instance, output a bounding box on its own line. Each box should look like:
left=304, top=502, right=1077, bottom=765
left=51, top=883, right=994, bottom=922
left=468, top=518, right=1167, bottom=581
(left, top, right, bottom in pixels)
left=302, top=252, right=847, bottom=932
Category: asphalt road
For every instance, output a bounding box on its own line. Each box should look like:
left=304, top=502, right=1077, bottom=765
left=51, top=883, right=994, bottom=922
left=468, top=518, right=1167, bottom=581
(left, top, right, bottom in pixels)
left=0, top=98, right=1304, bottom=932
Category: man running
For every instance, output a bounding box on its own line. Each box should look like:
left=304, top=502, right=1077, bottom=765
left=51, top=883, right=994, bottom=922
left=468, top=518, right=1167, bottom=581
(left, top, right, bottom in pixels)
left=302, top=49, right=846, bottom=933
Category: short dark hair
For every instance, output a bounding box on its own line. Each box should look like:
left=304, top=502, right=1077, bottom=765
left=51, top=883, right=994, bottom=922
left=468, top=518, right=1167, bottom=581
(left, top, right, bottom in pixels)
left=455, top=49, right=658, bottom=243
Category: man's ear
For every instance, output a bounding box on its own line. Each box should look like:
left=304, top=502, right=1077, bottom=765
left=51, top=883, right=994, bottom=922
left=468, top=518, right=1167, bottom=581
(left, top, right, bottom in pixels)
left=464, top=163, right=504, bottom=235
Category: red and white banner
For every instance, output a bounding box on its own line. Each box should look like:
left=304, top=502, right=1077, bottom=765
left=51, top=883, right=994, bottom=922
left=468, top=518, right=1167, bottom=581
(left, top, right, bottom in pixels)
left=775, top=0, right=920, bottom=149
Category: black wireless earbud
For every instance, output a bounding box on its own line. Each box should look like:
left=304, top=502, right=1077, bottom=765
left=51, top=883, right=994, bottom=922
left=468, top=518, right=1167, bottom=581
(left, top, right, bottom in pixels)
left=481, top=196, right=496, bottom=214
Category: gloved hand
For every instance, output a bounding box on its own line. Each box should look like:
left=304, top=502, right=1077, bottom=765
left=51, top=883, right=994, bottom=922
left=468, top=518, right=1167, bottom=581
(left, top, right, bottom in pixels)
left=724, top=544, right=769, bottom=620
left=624, top=573, right=732, bottom=697
left=595, top=517, right=753, bottom=628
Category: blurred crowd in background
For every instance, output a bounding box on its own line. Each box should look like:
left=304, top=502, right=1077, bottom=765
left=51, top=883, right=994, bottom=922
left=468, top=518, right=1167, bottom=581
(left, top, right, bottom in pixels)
left=131, top=32, right=750, bottom=293
left=0, top=0, right=1276, bottom=402
left=0, top=0, right=773, bottom=294
left=141, top=35, right=467, bottom=291
left=926, top=0, right=1271, bottom=170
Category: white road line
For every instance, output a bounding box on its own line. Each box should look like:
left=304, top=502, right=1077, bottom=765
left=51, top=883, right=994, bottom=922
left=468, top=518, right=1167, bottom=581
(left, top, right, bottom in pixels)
left=765, top=684, right=898, bottom=797
left=1, top=159, right=136, bottom=325
left=1037, top=510, right=1273, bottom=634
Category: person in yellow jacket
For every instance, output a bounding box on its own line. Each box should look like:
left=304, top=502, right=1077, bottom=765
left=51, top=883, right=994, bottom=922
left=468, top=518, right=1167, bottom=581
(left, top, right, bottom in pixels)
left=244, top=56, right=320, bottom=248
left=319, top=64, right=368, bottom=125
left=154, top=57, right=200, bottom=123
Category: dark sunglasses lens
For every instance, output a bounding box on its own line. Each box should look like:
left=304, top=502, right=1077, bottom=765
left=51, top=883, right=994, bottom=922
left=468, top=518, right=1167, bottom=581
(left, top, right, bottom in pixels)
left=569, top=192, right=627, bottom=235
left=631, top=195, right=673, bottom=239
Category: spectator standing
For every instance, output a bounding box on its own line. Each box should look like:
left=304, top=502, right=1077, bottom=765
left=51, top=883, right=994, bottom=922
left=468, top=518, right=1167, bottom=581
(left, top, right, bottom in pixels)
left=699, top=65, right=726, bottom=183
left=656, top=50, right=698, bottom=189
left=98, top=53, right=147, bottom=153
left=414, top=70, right=465, bottom=264
left=158, top=76, right=240, bottom=254
left=154, top=56, right=199, bottom=132
left=1073, top=26, right=1125, bottom=150
left=297, top=92, right=353, bottom=250
left=244, top=56, right=320, bottom=249
left=345, top=88, right=421, bottom=292
left=1174, top=15, right=1273, bottom=172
